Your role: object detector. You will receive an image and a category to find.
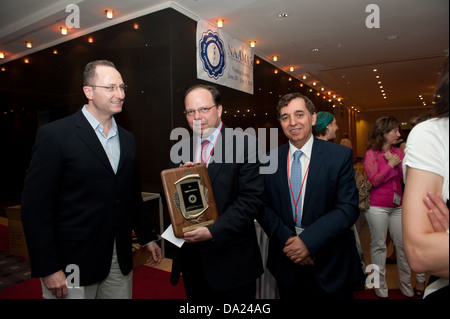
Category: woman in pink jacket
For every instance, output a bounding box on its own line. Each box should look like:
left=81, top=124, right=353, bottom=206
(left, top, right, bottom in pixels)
left=364, top=116, right=414, bottom=298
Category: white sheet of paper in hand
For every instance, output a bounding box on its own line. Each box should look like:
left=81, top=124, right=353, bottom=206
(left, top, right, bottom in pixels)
left=162, top=224, right=185, bottom=248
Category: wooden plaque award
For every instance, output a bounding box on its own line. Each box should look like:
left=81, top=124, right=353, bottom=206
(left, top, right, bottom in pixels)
left=161, top=164, right=218, bottom=238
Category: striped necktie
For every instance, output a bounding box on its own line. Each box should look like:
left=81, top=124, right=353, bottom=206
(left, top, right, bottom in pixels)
left=201, top=140, right=210, bottom=164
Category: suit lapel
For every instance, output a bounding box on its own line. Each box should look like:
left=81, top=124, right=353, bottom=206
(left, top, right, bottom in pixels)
left=277, top=144, right=293, bottom=219
left=74, top=109, right=115, bottom=174
left=303, top=137, right=325, bottom=213
left=116, top=126, right=128, bottom=173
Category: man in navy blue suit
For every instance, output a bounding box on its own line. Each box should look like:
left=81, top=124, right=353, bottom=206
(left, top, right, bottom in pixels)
left=258, top=93, right=362, bottom=299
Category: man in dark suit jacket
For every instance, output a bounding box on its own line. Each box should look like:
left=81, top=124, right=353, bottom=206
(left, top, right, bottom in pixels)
left=21, top=60, right=161, bottom=299
left=168, top=84, right=264, bottom=299
left=258, top=93, right=362, bottom=299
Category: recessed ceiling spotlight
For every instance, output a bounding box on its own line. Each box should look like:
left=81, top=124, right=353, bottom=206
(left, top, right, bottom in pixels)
left=105, top=10, right=114, bottom=19
left=312, top=48, right=319, bottom=52
left=386, top=35, right=399, bottom=40
left=278, top=13, right=288, bottom=18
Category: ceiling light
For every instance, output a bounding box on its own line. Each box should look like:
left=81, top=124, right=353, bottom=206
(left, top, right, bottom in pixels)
left=250, top=41, right=256, bottom=48
left=105, top=10, right=114, bottom=19
left=0, top=52, right=4, bottom=59
left=386, top=35, right=399, bottom=40
left=273, top=55, right=278, bottom=62
left=290, top=66, right=294, bottom=72
left=302, top=75, right=307, bottom=80
left=373, top=68, right=377, bottom=72
left=60, top=27, right=68, bottom=35
left=312, top=48, right=319, bottom=52
left=278, top=13, right=288, bottom=18
left=88, top=37, right=94, bottom=43
left=26, top=41, right=32, bottom=48
left=217, top=19, right=224, bottom=28
left=133, top=23, right=139, bottom=30
left=24, top=58, right=29, bottom=63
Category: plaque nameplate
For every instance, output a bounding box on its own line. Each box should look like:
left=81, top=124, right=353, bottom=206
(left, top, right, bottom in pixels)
left=161, top=164, right=218, bottom=238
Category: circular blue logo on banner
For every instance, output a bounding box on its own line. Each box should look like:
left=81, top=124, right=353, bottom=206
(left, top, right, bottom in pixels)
left=199, top=30, right=226, bottom=80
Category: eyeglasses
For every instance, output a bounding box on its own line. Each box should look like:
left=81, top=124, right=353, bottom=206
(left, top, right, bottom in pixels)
left=183, top=105, right=216, bottom=117
left=89, top=84, right=127, bottom=92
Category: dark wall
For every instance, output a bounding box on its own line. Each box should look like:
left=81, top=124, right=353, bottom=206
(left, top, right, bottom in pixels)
left=0, top=8, right=334, bottom=216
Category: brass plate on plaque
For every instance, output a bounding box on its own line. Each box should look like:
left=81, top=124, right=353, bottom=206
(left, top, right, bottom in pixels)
left=161, top=164, right=218, bottom=238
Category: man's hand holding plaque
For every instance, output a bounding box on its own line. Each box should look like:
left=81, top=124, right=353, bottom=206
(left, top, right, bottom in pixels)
left=161, top=163, right=218, bottom=238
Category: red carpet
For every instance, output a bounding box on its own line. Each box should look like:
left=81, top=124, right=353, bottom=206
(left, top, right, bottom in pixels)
left=354, top=288, right=419, bottom=299
left=0, top=265, right=186, bottom=299
left=0, top=222, right=419, bottom=300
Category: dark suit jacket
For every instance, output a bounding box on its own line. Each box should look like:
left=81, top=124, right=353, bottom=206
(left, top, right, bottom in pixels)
left=259, top=137, right=362, bottom=293
left=169, top=124, right=264, bottom=290
left=21, top=109, right=156, bottom=286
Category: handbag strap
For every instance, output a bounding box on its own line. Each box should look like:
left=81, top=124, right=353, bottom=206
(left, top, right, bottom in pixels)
left=357, top=149, right=379, bottom=174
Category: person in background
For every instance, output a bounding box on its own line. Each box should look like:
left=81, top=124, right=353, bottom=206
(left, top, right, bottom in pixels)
left=21, top=60, right=162, bottom=299
left=168, top=84, right=264, bottom=299
left=392, top=129, right=406, bottom=151
left=340, top=132, right=353, bottom=150
left=410, top=113, right=434, bottom=127
left=258, top=93, right=362, bottom=299
left=313, top=111, right=339, bottom=141
left=313, top=111, right=365, bottom=288
left=403, top=55, right=449, bottom=299
left=363, top=116, right=414, bottom=298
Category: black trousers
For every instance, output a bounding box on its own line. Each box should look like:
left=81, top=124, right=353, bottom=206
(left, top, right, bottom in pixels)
left=182, top=269, right=256, bottom=300
left=178, top=244, right=256, bottom=300
left=277, top=265, right=354, bottom=300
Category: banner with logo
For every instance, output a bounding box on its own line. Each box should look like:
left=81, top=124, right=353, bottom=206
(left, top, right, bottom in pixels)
left=196, top=20, right=254, bottom=95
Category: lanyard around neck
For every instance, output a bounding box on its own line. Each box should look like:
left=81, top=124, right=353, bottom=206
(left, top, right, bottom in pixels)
left=287, top=151, right=310, bottom=224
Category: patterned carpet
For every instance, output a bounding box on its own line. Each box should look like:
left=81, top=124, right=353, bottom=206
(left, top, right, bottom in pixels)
left=0, top=251, right=31, bottom=290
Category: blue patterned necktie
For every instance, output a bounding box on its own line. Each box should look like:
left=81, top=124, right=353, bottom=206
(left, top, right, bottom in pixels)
left=290, top=150, right=303, bottom=227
